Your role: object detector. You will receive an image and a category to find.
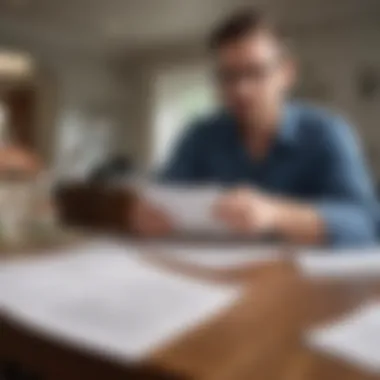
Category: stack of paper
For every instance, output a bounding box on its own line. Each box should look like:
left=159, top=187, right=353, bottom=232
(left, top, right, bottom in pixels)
left=296, top=249, right=380, bottom=278
left=0, top=240, right=239, bottom=361
left=307, top=302, right=380, bottom=373
left=141, top=185, right=227, bottom=234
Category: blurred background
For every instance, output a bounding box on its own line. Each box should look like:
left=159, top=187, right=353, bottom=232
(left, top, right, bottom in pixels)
left=1, top=4, right=380, bottom=377
left=0, top=0, right=379, bottom=178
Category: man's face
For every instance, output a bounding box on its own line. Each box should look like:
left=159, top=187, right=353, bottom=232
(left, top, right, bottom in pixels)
left=215, top=31, right=295, bottom=124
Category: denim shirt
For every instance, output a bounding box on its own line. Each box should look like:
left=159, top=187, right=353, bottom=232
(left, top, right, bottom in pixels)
left=161, top=102, right=379, bottom=247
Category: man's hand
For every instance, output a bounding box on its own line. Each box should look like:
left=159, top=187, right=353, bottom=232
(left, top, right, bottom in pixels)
left=131, top=199, right=174, bottom=237
left=213, top=188, right=279, bottom=236
left=213, top=188, right=325, bottom=244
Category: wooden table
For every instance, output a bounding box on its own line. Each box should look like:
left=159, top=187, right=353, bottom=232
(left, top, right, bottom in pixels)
left=1, top=244, right=380, bottom=380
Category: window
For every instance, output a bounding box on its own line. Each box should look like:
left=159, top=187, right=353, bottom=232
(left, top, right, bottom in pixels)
left=151, top=63, right=217, bottom=168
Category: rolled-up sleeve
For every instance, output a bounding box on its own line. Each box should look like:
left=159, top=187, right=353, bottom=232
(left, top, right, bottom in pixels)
left=315, top=117, right=378, bottom=247
left=317, top=202, right=377, bottom=246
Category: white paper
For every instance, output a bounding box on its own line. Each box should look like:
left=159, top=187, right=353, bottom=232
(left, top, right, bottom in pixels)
left=141, top=185, right=227, bottom=234
left=145, top=244, right=281, bottom=270
left=0, top=240, right=239, bottom=361
left=307, top=302, right=380, bottom=373
left=296, top=249, right=380, bottom=278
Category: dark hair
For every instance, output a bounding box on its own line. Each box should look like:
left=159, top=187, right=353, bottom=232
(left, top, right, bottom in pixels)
left=209, top=8, right=282, bottom=50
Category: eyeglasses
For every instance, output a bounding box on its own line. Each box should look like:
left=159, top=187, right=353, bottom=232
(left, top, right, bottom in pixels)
left=216, top=60, right=281, bottom=86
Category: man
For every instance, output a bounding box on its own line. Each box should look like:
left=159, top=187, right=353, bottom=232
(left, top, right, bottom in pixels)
left=133, top=9, right=378, bottom=247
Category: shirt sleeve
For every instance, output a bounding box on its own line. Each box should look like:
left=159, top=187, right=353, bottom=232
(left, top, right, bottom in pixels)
left=159, top=122, right=206, bottom=183
left=315, top=117, right=378, bottom=247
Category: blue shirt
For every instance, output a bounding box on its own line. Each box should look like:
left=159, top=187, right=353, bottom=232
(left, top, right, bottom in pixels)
left=161, top=103, right=378, bottom=247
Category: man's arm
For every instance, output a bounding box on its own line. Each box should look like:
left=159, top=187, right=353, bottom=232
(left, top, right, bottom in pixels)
left=270, top=197, right=376, bottom=247
left=214, top=189, right=326, bottom=245
left=215, top=118, right=378, bottom=247
left=309, top=117, right=378, bottom=246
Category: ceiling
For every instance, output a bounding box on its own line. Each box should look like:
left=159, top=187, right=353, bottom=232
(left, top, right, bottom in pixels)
left=0, top=0, right=379, bottom=57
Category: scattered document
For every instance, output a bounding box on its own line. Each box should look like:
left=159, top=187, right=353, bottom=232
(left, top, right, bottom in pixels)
left=141, top=185, right=227, bottom=234
left=143, top=244, right=281, bottom=270
left=0, top=240, right=239, bottom=361
left=296, top=249, right=380, bottom=278
left=307, top=301, right=380, bottom=373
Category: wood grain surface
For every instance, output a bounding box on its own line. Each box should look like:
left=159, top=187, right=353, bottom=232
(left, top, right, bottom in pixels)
left=1, top=245, right=379, bottom=380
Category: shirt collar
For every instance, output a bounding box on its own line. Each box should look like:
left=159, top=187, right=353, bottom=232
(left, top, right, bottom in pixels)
left=223, top=102, right=299, bottom=148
